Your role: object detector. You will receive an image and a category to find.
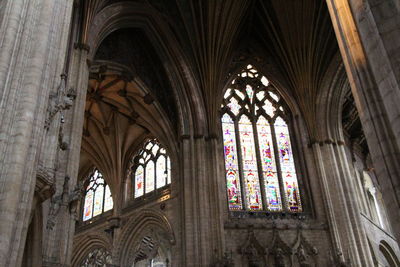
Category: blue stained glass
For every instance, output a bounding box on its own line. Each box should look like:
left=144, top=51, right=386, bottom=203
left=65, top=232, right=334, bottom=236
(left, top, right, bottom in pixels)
left=222, top=114, right=242, bottom=210
left=239, top=115, right=262, bottom=210
left=257, top=116, right=282, bottom=211
left=274, top=117, right=302, bottom=212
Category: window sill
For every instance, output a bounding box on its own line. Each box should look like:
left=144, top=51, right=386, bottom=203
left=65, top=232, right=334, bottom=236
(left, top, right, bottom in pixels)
left=123, top=186, right=171, bottom=213
left=229, top=210, right=308, bottom=220
left=75, top=209, right=113, bottom=233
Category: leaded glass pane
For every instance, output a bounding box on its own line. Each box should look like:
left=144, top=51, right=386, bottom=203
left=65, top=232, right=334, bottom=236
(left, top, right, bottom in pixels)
left=132, top=139, right=171, bottom=199
left=167, top=156, right=171, bottom=184
left=239, top=115, right=262, bottom=210
left=156, top=156, right=167, bottom=189
left=227, top=97, right=240, bottom=115
left=152, top=144, right=159, bottom=156
left=135, top=166, right=144, bottom=198
left=222, top=114, right=242, bottom=210
left=274, top=117, right=302, bottom=212
left=83, top=190, right=93, bottom=221
left=82, top=169, right=113, bottom=221
left=261, top=76, right=269, bottom=86
left=93, top=184, right=104, bottom=217
left=222, top=65, right=303, bottom=214
left=257, top=116, right=282, bottom=211
left=104, top=185, right=113, bottom=212
left=263, top=99, right=276, bottom=118
left=145, top=161, right=155, bottom=193
left=246, top=85, right=254, bottom=102
left=235, top=89, right=245, bottom=100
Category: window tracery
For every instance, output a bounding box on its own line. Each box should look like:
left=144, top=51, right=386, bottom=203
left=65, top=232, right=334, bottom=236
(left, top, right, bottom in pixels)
left=221, top=64, right=302, bottom=212
left=82, top=169, right=113, bottom=221
left=132, top=139, right=171, bottom=199
left=79, top=247, right=112, bottom=267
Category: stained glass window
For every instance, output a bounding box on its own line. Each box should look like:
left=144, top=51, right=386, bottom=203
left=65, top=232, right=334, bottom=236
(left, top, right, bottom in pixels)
left=82, top=169, right=113, bottom=221
left=134, top=165, right=144, bottom=198
left=221, top=64, right=302, bottom=213
left=222, top=114, right=242, bottom=210
left=132, top=139, right=171, bottom=199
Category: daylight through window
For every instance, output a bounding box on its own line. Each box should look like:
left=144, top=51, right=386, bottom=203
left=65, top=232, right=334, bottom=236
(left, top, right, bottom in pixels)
left=82, top=169, right=113, bottom=221
left=132, top=139, right=171, bottom=198
left=221, top=65, right=302, bottom=212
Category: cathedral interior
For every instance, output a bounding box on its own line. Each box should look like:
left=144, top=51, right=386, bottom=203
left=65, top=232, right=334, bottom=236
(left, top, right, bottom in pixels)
left=1, top=0, right=400, bottom=266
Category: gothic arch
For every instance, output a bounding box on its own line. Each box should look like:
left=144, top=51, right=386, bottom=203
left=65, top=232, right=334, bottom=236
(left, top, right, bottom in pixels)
left=315, top=52, right=349, bottom=142
left=223, top=59, right=303, bottom=119
left=85, top=1, right=207, bottom=136
left=379, top=240, right=400, bottom=267
left=71, top=232, right=112, bottom=266
left=81, top=61, right=180, bottom=196
left=114, top=209, right=175, bottom=266
left=218, top=60, right=314, bottom=214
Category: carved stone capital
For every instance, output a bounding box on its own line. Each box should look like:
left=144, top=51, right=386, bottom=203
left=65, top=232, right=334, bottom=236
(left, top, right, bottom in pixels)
left=35, top=166, right=55, bottom=202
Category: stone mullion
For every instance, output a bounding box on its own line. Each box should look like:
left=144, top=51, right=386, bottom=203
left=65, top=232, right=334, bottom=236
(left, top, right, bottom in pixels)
left=143, top=162, right=147, bottom=196
left=252, top=117, right=268, bottom=211
left=91, top=188, right=95, bottom=220
left=327, top=0, right=400, bottom=242
left=153, top=156, right=157, bottom=192
left=102, top=182, right=106, bottom=214
left=270, top=121, right=287, bottom=212
left=234, top=117, right=248, bottom=210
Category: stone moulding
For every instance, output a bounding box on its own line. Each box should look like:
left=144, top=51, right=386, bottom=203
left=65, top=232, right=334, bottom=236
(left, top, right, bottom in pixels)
left=35, top=166, right=56, bottom=202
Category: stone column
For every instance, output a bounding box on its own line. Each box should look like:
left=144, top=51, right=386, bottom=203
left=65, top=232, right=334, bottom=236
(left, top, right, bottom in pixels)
left=180, top=136, right=224, bottom=266
left=0, top=0, right=73, bottom=266
left=326, top=0, right=400, bottom=240
left=42, top=44, right=90, bottom=266
left=312, top=142, right=374, bottom=266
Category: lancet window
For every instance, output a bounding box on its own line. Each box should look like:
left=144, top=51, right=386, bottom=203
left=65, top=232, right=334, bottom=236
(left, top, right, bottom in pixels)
left=221, top=65, right=302, bottom=213
left=82, top=169, right=113, bottom=221
left=132, top=139, right=171, bottom=198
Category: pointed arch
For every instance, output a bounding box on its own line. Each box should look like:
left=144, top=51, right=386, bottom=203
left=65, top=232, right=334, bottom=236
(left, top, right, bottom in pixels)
left=71, top=232, right=112, bottom=267
left=86, top=1, right=207, bottom=136
left=114, top=209, right=175, bottom=266
left=220, top=64, right=303, bottom=213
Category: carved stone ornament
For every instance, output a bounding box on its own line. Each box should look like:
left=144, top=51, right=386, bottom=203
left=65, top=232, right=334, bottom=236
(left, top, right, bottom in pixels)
left=292, top=229, right=319, bottom=267
left=240, top=229, right=266, bottom=267
left=267, top=230, right=292, bottom=267
left=44, top=74, right=76, bottom=130
left=46, top=175, right=84, bottom=223
left=212, top=251, right=234, bottom=267
left=79, top=247, right=112, bottom=267
left=35, top=165, right=55, bottom=202
left=68, top=180, right=85, bottom=221
left=133, top=233, right=160, bottom=263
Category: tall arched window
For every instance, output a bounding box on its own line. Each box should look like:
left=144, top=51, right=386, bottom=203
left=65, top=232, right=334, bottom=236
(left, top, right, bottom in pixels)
left=221, top=65, right=302, bottom=212
left=132, top=139, right=171, bottom=199
left=82, top=169, right=113, bottom=221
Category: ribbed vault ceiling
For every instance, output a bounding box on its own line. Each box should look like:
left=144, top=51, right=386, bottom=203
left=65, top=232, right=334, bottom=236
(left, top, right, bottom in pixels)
left=78, top=0, right=342, bottom=185
left=80, top=62, right=172, bottom=193
left=79, top=0, right=339, bottom=135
